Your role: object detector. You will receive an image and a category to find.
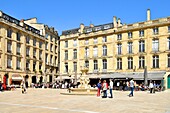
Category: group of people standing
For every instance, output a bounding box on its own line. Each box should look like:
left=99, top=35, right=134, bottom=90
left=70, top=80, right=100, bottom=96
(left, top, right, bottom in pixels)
left=97, top=79, right=113, bottom=98
left=96, top=78, right=136, bottom=98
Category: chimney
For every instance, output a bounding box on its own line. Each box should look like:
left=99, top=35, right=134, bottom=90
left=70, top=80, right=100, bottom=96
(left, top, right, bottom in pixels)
left=80, top=23, right=85, bottom=34
left=147, top=9, right=151, bottom=21
left=113, top=16, right=117, bottom=27
left=118, top=18, right=121, bottom=27
left=90, top=24, right=94, bottom=27
left=0, top=11, right=3, bottom=17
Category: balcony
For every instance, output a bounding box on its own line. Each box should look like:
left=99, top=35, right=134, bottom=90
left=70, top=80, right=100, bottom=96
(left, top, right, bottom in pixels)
left=102, top=69, right=107, bottom=73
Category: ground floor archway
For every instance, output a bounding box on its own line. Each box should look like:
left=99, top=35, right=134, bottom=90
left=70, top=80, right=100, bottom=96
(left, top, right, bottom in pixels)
left=168, top=75, right=170, bottom=89
left=32, top=76, right=37, bottom=84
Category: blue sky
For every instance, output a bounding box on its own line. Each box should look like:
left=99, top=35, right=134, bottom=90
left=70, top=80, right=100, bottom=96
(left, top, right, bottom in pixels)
left=1, top=0, right=170, bottom=35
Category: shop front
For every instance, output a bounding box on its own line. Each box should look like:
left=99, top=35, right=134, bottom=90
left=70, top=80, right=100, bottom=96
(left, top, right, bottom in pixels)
left=11, top=74, right=23, bottom=86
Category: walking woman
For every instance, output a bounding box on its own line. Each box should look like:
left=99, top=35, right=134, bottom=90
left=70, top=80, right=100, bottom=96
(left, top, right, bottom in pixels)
left=102, top=80, right=108, bottom=98
left=97, top=80, right=102, bottom=97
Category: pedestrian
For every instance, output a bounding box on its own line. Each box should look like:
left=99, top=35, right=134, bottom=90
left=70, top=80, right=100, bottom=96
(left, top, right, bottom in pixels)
left=21, top=81, right=26, bottom=94
left=102, top=80, right=108, bottom=98
left=149, top=81, right=154, bottom=93
left=153, top=81, right=156, bottom=93
left=97, top=80, right=102, bottom=97
left=128, top=78, right=134, bottom=97
left=0, top=81, right=2, bottom=92
left=109, top=79, right=113, bottom=98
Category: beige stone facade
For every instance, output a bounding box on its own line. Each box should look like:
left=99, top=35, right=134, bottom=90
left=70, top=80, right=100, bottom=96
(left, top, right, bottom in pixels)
left=0, top=11, right=59, bottom=87
left=60, top=9, right=170, bottom=89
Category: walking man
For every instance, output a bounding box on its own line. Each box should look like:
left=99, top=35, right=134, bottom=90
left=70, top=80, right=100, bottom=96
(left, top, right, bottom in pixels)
left=109, top=79, right=113, bottom=98
left=149, top=81, right=154, bottom=93
left=129, top=78, right=134, bottom=97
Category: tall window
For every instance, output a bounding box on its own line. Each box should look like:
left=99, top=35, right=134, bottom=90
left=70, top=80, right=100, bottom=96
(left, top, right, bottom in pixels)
left=45, top=34, right=48, bottom=39
left=85, top=47, right=89, bottom=57
left=139, top=56, right=145, bottom=69
left=139, top=30, right=144, bottom=37
left=45, top=42, right=48, bottom=50
left=102, top=36, right=107, bottom=42
left=73, top=39, right=77, bottom=47
left=73, top=49, right=77, bottom=59
left=153, top=27, right=159, bottom=35
left=45, top=54, right=48, bottom=63
left=94, top=38, right=98, bottom=44
left=39, top=50, right=42, bottom=60
left=85, top=61, right=89, bottom=68
left=117, top=43, right=122, bottom=55
left=152, top=39, right=159, bottom=52
left=168, top=54, right=170, bottom=67
left=73, top=62, right=77, bottom=72
left=93, top=46, right=98, bottom=57
left=153, top=55, right=159, bottom=68
left=50, top=55, right=52, bottom=64
left=50, top=44, right=53, bottom=52
left=16, top=32, right=20, bottom=41
left=16, top=43, right=20, bottom=55
left=117, top=58, right=122, bottom=70
left=103, top=45, right=107, bottom=56
left=39, top=41, right=42, bottom=48
left=7, top=29, right=12, bottom=38
left=39, top=64, right=42, bottom=70
left=26, top=47, right=30, bottom=56
left=65, top=63, right=68, bottom=72
left=33, top=48, right=36, bottom=57
left=16, top=58, right=21, bottom=69
left=167, top=37, right=170, bottom=50
left=65, top=50, right=68, bottom=60
left=26, top=36, right=30, bottom=44
left=7, top=56, right=12, bottom=68
left=128, top=32, right=132, bottom=38
left=139, top=40, right=145, bottom=52
left=128, top=42, right=133, bottom=54
left=85, top=39, right=89, bottom=45
left=50, top=35, right=53, bottom=42
left=26, top=60, right=30, bottom=70
left=65, top=41, right=68, bottom=48
left=33, top=38, right=36, bottom=46
left=103, top=59, right=107, bottom=70
left=168, top=26, right=170, bottom=33
left=94, top=60, right=98, bottom=70
left=7, top=41, right=12, bottom=53
left=33, top=62, right=36, bottom=70
left=128, top=57, right=133, bottom=69
left=117, top=34, right=122, bottom=40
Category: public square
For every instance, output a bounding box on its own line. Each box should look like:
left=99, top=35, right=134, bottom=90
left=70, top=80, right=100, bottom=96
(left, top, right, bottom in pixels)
left=0, top=88, right=170, bottom=113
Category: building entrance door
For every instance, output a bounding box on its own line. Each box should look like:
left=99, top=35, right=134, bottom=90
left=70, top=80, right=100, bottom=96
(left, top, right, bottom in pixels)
left=32, top=76, right=36, bottom=84
left=168, top=75, right=170, bottom=89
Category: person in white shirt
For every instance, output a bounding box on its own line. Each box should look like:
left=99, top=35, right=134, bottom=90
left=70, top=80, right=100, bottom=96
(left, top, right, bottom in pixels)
left=128, top=78, right=134, bottom=97
left=149, top=81, right=154, bottom=93
left=109, top=79, right=113, bottom=98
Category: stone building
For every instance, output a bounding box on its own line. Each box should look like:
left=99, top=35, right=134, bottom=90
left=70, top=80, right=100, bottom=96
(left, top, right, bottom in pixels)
left=0, top=11, right=59, bottom=87
left=60, top=9, right=170, bottom=89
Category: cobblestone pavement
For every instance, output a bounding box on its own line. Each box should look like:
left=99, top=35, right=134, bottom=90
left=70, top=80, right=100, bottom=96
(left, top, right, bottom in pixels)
left=0, top=88, right=170, bottom=113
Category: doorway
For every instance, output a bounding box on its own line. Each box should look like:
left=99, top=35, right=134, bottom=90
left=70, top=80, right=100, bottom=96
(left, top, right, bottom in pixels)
left=168, top=75, right=170, bottom=89
left=32, top=76, right=36, bottom=84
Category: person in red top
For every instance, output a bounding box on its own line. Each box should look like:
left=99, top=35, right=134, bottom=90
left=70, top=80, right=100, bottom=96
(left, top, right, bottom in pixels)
left=102, top=80, right=108, bottom=98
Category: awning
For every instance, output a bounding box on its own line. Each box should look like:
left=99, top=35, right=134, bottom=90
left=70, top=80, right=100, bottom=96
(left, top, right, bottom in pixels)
left=55, top=76, right=74, bottom=80
left=12, top=74, right=23, bottom=81
left=93, top=71, right=166, bottom=80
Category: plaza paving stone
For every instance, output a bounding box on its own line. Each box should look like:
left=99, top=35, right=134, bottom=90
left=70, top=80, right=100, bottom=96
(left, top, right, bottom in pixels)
left=0, top=88, right=170, bottom=113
